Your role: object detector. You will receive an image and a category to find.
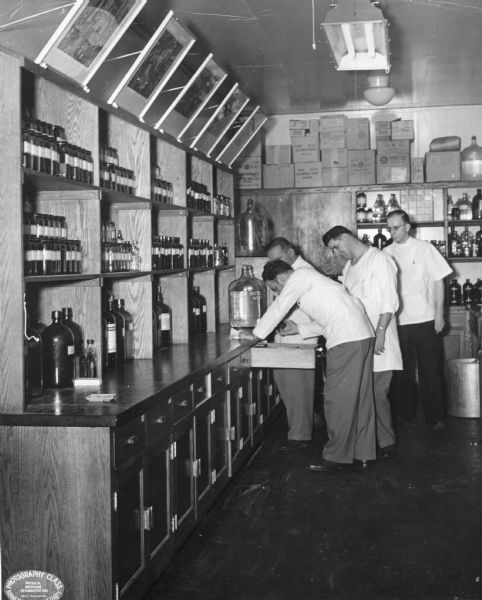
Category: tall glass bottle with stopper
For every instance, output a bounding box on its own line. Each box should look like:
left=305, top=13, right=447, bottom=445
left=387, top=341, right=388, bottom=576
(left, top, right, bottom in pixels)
left=387, top=193, right=401, bottom=214
left=42, top=310, right=75, bottom=388
left=372, top=194, right=386, bottom=223
left=229, top=264, right=267, bottom=330
left=235, top=198, right=268, bottom=256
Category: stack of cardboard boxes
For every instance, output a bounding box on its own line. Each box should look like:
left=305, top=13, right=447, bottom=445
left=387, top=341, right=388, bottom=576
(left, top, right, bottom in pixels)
left=375, top=120, right=413, bottom=184
left=290, top=119, right=322, bottom=188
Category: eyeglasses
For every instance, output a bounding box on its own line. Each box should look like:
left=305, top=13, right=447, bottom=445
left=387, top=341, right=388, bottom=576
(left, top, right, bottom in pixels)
left=385, top=225, right=406, bottom=233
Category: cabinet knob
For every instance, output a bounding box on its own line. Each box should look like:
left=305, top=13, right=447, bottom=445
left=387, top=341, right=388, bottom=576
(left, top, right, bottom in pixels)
left=155, top=415, right=167, bottom=424
left=126, top=434, right=140, bottom=445
left=196, top=386, right=205, bottom=394
left=178, top=399, right=189, bottom=408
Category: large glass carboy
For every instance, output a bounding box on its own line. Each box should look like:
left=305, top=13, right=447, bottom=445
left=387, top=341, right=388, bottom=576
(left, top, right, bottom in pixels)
left=461, top=136, right=482, bottom=180
left=235, top=198, right=268, bottom=256
left=229, top=265, right=267, bottom=329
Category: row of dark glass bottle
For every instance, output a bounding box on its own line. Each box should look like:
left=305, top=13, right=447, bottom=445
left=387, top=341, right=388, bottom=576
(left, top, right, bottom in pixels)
left=447, top=189, right=482, bottom=221
left=356, top=192, right=401, bottom=224
left=447, top=225, right=482, bottom=257
left=151, top=165, right=174, bottom=204
left=152, top=236, right=184, bottom=270
left=24, top=237, right=83, bottom=276
left=448, top=278, right=482, bottom=306
left=23, top=119, right=94, bottom=183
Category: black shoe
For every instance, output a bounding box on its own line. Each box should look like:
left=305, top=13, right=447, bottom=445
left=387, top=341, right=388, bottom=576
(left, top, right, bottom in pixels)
left=353, top=459, right=369, bottom=468
left=307, top=459, right=347, bottom=472
left=280, top=440, right=309, bottom=452
left=379, top=444, right=398, bottom=459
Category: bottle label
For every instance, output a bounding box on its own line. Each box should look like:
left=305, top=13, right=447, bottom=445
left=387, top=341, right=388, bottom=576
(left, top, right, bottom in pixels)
left=128, top=322, right=134, bottom=331
left=160, top=313, right=171, bottom=331
left=107, top=323, right=116, bottom=352
left=195, top=308, right=200, bottom=316
left=67, top=345, right=75, bottom=355
left=202, top=306, right=206, bottom=313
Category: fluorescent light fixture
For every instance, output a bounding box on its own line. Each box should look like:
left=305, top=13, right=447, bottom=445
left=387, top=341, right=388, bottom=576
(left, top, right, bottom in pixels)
left=321, top=0, right=390, bottom=72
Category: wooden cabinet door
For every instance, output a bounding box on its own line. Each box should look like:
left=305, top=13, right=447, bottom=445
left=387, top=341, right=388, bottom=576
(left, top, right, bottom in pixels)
left=172, top=416, right=195, bottom=543
left=145, top=435, right=172, bottom=562
left=115, top=459, right=146, bottom=598
left=194, top=399, right=212, bottom=505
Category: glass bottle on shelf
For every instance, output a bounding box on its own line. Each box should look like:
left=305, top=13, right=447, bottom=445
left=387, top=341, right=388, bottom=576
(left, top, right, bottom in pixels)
left=80, top=339, right=98, bottom=378
left=448, top=279, right=462, bottom=306
left=474, top=279, right=482, bottom=304
left=61, top=307, right=83, bottom=379
left=476, top=226, right=482, bottom=256
left=361, top=234, right=372, bottom=246
left=446, top=194, right=455, bottom=220
left=447, top=225, right=459, bottom=257
left=387, top=193, right=401, bottom=214
left=460, top=225, right=474, bottom=257
left=189, top=288, right=201, bottom=337
left=193, top=286, right=207, bottom=334
left=372, top=194, right=386, bottom=223
left=102, top=299, right=117, bottom=369
left=463, top=279, right=475, bottom=305
left=42, top=310, right=75, bottom=388
left=456, top=193, right=472, bottom=221
left=228, top=264, right=267, bottom=330
left=235, top=198, right=268, bottom=256
left=472, top=188, right=482, bottom=220
left=115, top=299, right=134, bottom=360
left=156, top=286, right=172, bottom=348
left=365, top=206, right=373, bottom=223
left=461, top=136, right=482, bottom=181
left=356, top=192, right=367, bottom=223
left=25, top=300, right=45, bottom=398
left=373, top=229, right=388, bottom=250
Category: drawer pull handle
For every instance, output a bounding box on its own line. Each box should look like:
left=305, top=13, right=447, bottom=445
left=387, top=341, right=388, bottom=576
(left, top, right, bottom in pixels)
left=216, top=376, right=224, bottom=383
left=196, top=386, right=205, bottom=394
left=155, top=416, right=167, bottom=424
left=178, top=399, right=189, bottom=408
left=126, top=434, right=140, bottom=446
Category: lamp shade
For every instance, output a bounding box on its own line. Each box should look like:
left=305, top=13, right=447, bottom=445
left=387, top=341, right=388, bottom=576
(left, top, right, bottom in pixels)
left=363, top=74, right=395, bottom=106
left=321, top=0, right=390, bottom=72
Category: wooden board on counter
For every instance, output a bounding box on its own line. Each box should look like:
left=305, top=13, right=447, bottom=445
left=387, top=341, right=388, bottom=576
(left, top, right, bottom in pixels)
left=250, top=343, right=316, bottom=369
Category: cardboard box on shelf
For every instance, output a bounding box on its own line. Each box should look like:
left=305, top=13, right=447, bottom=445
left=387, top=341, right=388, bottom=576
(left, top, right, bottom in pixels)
left=322, top=167, right=348, bottom=186
left=292, top=135, right=320, bottom=162
left=376, top=140, right=411, bottom=184
left=289, top=119, right=319, bottom=135
left=294, top=162, right=323, bottom=187
left=263, top=163, right=295, bottom=189
left=322, top=148, right=348, bottom=168
left=347, top=150, right=376, bottom=185
left=375, top=121, right=391, bottom=140
left=411, top=157, right=425, bottom=183
left=234, top=156, right=262, bottom=189
left=391, top=120, right=415, bottom=141
left=319, top=114, right=347, bottom=150
left=347, top=118, right=370, bottom=150
left=265, top=145, right=292, bottom=164
left=425, top=151, right=461, bottom=182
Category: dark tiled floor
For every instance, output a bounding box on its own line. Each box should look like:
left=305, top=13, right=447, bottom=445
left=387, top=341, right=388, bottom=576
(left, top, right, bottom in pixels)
left=146, top=414, right=482, bottom=600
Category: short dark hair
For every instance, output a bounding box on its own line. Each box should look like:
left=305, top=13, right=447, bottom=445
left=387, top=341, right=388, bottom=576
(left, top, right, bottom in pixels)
left=322, top=226, right=355, bottom=246
left=265, top=237, right=300, bottom=255
left=262, top=259, right=293, bottom=282
left=386, top=209, right=411, bottom=224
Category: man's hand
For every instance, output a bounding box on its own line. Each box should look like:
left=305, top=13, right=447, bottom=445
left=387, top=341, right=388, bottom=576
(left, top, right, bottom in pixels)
left=374, top=330, right=386, bottom=355
left=238, top=330, right=257, bottom=341
left=278, top=320, right=299, bottom=336
left=434, top=313, right=445, bottom=333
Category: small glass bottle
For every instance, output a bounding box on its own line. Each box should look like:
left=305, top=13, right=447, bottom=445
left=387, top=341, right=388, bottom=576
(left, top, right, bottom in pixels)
left=373, top=228, right=388, bottom=250
left=472, top=188, right=482, bottom=220
left=80, top=339, right=98, bottom=378
left=387, top=193, right=401, bottom=214
left=42, top=310, right=75, bottom=388
left=447, top=194, right=455, bottom=220
left=372, top=194, right=386, bottom=223
left=463, top=279, right=475, bottom=305
left=448, top=279, right=462, bottom=306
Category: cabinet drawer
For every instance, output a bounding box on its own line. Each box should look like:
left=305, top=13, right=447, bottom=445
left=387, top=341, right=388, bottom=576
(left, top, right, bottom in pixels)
left=211, top=364, right=228, bottom=394
left=114, top=417, right=146, bottom=467
left=170, top=386, right=193, bottom=423
left=229, top=353, right=251, bottom=384
left=193, top=374, right=209, bottom=406
left=145, top=401, right=171, bottom=443
left=250, top=343, right=316, bottom=369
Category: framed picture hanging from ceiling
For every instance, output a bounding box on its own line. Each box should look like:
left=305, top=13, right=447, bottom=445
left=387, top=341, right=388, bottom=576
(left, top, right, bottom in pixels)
left=107, top=10, right=196, bottom=119
left=35, top=0, right=146, bottom=90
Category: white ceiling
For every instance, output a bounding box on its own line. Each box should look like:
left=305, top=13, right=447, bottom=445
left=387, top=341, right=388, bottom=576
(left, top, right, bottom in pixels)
left=1, top=0, right=482, bottom=115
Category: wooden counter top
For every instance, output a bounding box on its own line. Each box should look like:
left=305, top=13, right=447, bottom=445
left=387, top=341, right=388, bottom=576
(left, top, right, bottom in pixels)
left=0, top=326, right=254, bottom=428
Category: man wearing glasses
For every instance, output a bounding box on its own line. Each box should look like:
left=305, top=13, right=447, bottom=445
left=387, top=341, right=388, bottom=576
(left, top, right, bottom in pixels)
left=384, top=209, right=452, bottom=432
left=323, top=226, right=401, bottom=458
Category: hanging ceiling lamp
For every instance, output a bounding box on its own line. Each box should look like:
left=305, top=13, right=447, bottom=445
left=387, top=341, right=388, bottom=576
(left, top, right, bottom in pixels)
left=363, top=73, right=395, bottom=105
left=321, top=0, right=391, bottom=72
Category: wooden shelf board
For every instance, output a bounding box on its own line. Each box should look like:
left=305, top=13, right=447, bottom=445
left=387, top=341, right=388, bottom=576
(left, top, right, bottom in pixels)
left=24, top=274, right=100, bottom=284
left=101, top=270, right=152, bottom=280
left=23, top=169, right=98, bottom=193
left=152, top=269, right=187, bottom=277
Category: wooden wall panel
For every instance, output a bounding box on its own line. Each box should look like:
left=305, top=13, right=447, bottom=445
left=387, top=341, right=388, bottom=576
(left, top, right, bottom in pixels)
left=0, top=426, right=112, bottom=599
left=107, top=114, right=150, bottom=199
left=0, top=51, right=25, bottom=412
left=216, top=167, right=234, bottom=201
left=156, top=139, right=186, bottom=206
left=37, top=190, right=101, bottom=274
left=113, top=279, right=152, bottom=359
left=191, top=156, right=213, bottom=195
left=191, top=216, right=214, bottom=244
left=33, top=78, right=99, bottom=185
left=117, top=208, right=152, bottom=272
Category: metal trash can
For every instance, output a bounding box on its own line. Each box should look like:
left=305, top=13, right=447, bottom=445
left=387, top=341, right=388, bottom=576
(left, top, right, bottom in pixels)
left=446, top=358, right=480, bottom=418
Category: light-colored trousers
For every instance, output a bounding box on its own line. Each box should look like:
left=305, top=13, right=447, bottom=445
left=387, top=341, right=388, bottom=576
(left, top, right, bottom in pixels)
left=273, top=369, right=315, bottom=441
left=322, top=338, right=376, bottom=464
left=374, top=370, right=396, bottom=449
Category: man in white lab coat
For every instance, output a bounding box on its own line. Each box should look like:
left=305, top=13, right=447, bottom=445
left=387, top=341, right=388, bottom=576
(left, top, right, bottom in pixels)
left=241, top=260, right=376, bottom=471
left=264, top=238, right=317, bottom=450
left=323, top=226, right=402, bottom=457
